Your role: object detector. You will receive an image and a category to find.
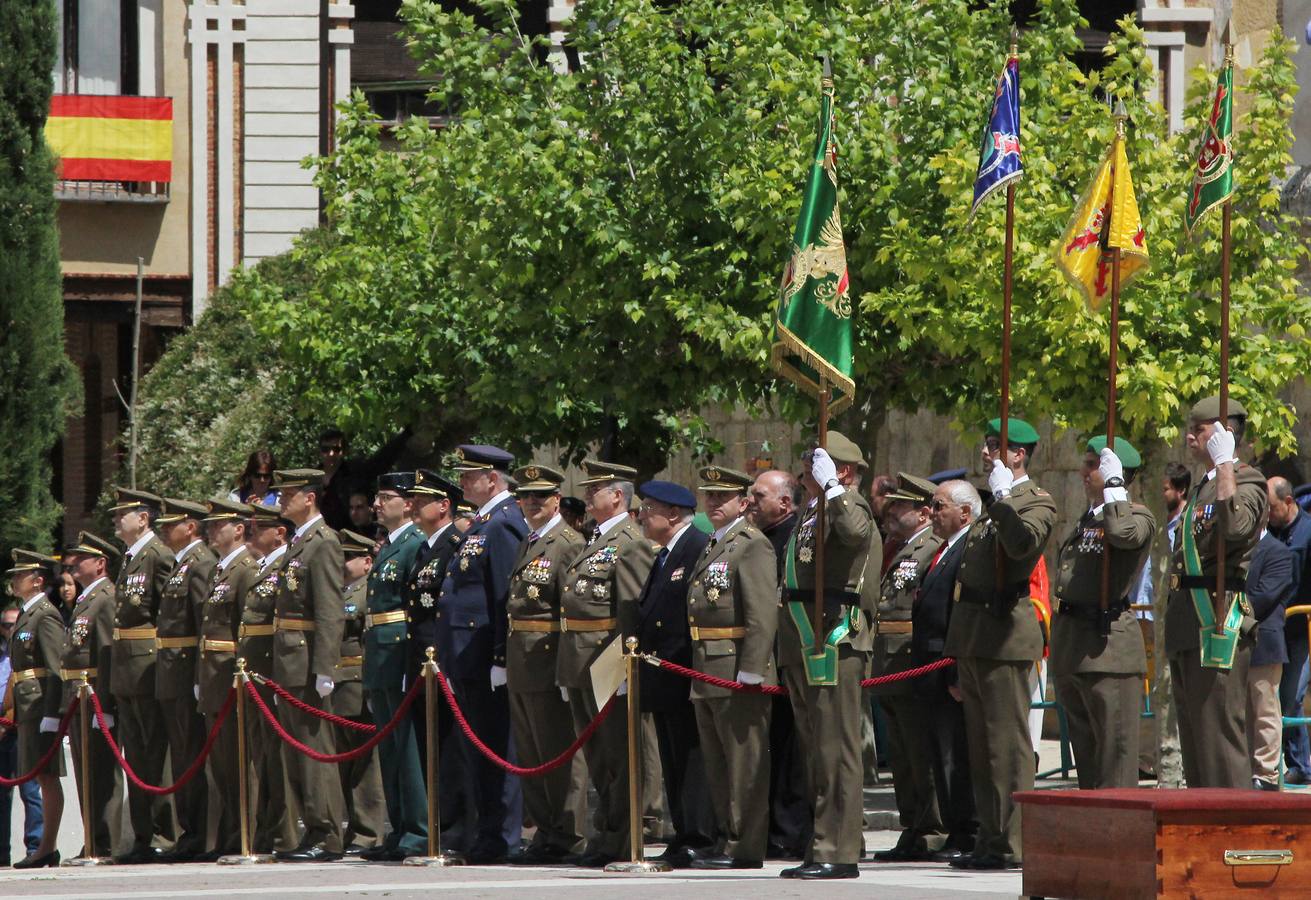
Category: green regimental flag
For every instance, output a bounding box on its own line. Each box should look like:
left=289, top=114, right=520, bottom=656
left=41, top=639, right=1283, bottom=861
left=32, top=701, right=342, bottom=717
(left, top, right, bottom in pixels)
left=772, top=75, right=855, bottom=414
left=1184, top=60, right=1234, bottom=237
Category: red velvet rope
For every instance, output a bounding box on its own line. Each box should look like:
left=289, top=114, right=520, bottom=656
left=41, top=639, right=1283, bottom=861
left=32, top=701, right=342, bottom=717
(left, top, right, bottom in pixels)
left=649, top=655, right=957, bottom=693
left=0, top=716, right=14, bottom=729
left=0, top=699, right=79, bottom=787
left=247, top=673, right=421, bottom=763
left=436, top=669, right=616, bottom=777
left=254, top=675, right=377, bottom=733
left=90, top=688, right=234, bottom=796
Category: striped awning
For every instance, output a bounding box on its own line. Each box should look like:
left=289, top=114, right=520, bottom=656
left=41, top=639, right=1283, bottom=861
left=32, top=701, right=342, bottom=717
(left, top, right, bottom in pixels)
left=46, top=95, right=173, bottom=183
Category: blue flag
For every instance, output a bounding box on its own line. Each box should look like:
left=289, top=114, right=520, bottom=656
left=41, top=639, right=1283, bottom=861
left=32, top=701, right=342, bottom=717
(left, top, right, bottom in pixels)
left=970, top=55, right=1022, bottom=218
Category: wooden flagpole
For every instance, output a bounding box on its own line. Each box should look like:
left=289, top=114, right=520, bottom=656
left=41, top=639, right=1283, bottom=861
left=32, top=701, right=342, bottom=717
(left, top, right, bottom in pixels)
left=1101, top=102, right=1127, bottom=622
left=995, top=29, right=1018, bottom=594
left=811, top=50, right=834, bottom=656
left=1214, top=39, right=1234, bottom=635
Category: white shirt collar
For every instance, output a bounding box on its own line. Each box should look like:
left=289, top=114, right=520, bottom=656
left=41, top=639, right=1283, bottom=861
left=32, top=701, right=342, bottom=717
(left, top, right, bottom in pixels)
left=294, top=514, right=323, bottom=540
left=127, top=531, right=154, bottom=558
left=426, top=522, right=453, bottom=548
left=1089, top=503, right=1105, bottom=517
left=77, top=576, right=108, bottom=602
left=906, top=523, right=933, bottom=544
left=663, top=522, right=693, bottom=554
left=217, top=545, right=246, bottom=572
left=532, top=513, right=562, bottom=540
left=260, top=544, right=288, bottom=572
left=388, top=521, right=415, bottom=544
left=478, top=490, right=513, bottom=518
left=945, top=524, right=971, bottom=550
left=1204, top=467, right=1218, bottom=482
left=177, top=538, right=204, bottom=561
left=712, top=516, right=743, bottom=544
left=597, top=511, right=630, bottom=539
left=22, top=593, right=44, bottom=613
left=1011, top=474, right=1030, bottom=488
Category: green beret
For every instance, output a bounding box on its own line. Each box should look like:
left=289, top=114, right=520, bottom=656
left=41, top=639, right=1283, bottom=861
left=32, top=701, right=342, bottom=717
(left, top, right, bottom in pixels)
left=1189, top=394, right=1247, bottom=422
left=1085, top=435, right=1142, bottom=469
left=985, top=417, right=1040, bottom=444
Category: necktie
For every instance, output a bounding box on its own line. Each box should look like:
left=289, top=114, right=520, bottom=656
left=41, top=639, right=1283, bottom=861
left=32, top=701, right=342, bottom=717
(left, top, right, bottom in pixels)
left=656, top=547, right=670, bottom=570
left=926, top=543, right=947, bottom=575
left=527, top=530, right=540, bottom=544
left=590, top=527, right=601, bottom=544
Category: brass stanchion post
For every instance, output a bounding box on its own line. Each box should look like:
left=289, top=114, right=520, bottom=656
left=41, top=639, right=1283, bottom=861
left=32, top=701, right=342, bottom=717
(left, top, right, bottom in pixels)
left=404, top=647, right=463, bottom=866
left=65, top=680, right=110, bottom=866
left=219, top=658, right=274, bottom=864
left=605, top=638, right=669, bottom=874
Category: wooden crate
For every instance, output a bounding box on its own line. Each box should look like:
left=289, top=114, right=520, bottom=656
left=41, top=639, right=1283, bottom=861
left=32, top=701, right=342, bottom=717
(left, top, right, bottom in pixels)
left=1016, top=788, right=1311, bottom=899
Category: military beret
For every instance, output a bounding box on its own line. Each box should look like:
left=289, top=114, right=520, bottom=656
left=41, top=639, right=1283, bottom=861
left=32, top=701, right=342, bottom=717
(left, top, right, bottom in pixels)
left=698, top=465, right=752, bottom=493
left=928, top=467, right=968, bottom=485
left=157, top=497, right=210, bottom=525
left=377, top=471, right=416, bottom=495
left=1085, top=435, right=1142, bottom=469
left=884, top=472, right=937, bottom=505
left=249, top=502, right=293, bottom=529
left=6, top=548, right=59, bottom=577
left=639, top=480, right=696, bottom=509
left=408, top=469, right=462, bottom=505
left=825, top=431, right=867, bottom=469
left=451, top=444, right=514, bottom=473
left=515, top=463, right=565, bottom=494
left=579, top=459, right=638, bottom=486
left=67, top=531, right=120, bottom=561
left=985, top=417, right=1040, bottom=444
left=204, top=497, right=254, bottom=522
left=340, top=529, right=376, bottom=557
left=1189, top=394, right=1247, bottom=422
left=271, top=469, right=326, bottom=491
left=109, top=487, right=162, bottom=514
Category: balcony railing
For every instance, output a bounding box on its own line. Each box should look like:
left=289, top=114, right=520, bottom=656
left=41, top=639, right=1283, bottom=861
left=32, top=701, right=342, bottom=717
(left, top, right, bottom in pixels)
left=47, top=94, right=173, bottom=204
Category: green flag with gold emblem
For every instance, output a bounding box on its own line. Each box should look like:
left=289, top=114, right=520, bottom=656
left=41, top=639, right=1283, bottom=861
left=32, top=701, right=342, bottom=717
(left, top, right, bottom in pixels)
left=1184, top=59, right=1234, bottom=237
left=772, top=74, right=855, bottom=414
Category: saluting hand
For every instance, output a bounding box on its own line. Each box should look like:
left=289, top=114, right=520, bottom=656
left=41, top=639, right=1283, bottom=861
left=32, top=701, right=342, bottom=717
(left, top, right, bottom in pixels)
left=988, top=459, right=1015, bottom=498
left=1206, top=421, right=1237, bottom=468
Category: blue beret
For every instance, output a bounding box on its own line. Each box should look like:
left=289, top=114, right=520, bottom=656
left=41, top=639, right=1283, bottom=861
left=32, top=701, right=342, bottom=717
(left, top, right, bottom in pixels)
left=928, top=467, right=967, bottom=485
left=638, top=479, right=696, bottom=510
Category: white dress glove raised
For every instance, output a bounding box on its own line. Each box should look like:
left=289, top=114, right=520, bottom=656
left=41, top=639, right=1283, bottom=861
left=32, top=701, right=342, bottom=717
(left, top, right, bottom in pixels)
left=988, top=458, right=1015, bottom=499
left=490, top=665, right=507, bottom=690
left=810, top=447, right=839, bottom=491
left=1206, top=421, right=1237, bottom=467
left=39, top=716, right=60, bottom=734
left=314, top=674, right=335, bottom=698
left=736, top=671, right=764, bottom=686
left=1100, top=448, right=1129, bottom=504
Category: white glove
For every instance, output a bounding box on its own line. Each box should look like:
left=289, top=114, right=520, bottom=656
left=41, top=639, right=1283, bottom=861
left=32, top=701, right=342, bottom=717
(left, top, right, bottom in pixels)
left=1206, top=421, right=1237, bottom=467
left=988, top=458, right=1015, bottom=499
left=40, top=716, right=60, bottom=734
left=737, top=671, right=764, bottom=685
left=810, top=447, right=839, bottom=491
left=314, top=674, right=335, bottom=698
left=193, top=684, right=200, bottom=702
left=365, top=697, right=372, bottom=714
left=1100, top=448, right=1129, bottom=504
left=490, top=665, right=507, bottom=690
left=616, top=679, right=628, bottom=697
left=92, top=713, right=114, bottom=731
left=560, top=687, right=570, bottom=702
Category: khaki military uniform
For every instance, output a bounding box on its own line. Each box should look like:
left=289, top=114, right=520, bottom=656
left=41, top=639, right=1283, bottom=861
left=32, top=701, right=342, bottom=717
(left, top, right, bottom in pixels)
left=334, top=577, right=385, bottom=850
left=507, top=518, right=587, bottom=856
left=10, top=596, right=66, bottom=777
left=273, top=516, right=347, bottom=853
left=874, top=526, right=945, bottom=853
left=111, top=533, right=177, bottom=852
left=155, top=540, right=217, bottom=855
left=779, top=488, right=880, bottom=866
left=943, top=478, right=1056, bottom=864
left=686, top=517, right=777, bottom=862
left=1050, top=501, right=1154, bottom=788
left=1164, top=463, right=1267, bottom=788
left=557, top=518, right=655, bottom=859
left=60, top=577, right=124, bottom=856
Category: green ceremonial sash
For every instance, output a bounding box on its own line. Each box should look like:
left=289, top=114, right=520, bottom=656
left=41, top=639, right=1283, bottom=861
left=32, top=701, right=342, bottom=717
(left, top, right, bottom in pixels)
left=1180, top=493, right=1245, bottom=670
left=784, top=519, right=851, bottom=686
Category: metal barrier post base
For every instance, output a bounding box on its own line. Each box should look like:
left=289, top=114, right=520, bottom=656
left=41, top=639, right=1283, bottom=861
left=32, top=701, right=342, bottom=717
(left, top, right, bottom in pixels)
left=217, top=853, right=276, bottom=865
left=603, top=860, right=672, bottom=874
left=403, top=853, right=465, bottom=867
left=63, top=856, right=113, bottom=867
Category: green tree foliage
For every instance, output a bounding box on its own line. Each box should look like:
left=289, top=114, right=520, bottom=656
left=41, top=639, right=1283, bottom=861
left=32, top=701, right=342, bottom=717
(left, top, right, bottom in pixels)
left=244, top=0, right=1307, bottom=470
left=0, top=3, right=79, bottom=555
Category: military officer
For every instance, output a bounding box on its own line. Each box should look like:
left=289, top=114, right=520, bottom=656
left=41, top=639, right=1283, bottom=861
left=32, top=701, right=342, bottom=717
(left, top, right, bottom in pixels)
left=360, top=472, right=428, bottom=862
left=440, top=445, right=528, bottom=863
left=683, top=465, right=777, bottom=869
left=60, top=532, right=124, bottom=859
left=1165, top=396, right=1268, bottom=788
left=270, top=469, right=347, bottom=861
left=778, top=433, right=880, bottom=881
left=107, top=487, right=177, bottom=863
left=337, top=529, right=386, bottom=855
left=154, top=498, right=218, bottom=861
left=943, top=418, right=1057, bottom=870
left=1051, top=437, right=1155, bottom=789
left=5, top=550, right=66, bottom=869
left=557, top=459, right=656, bottom=867
left=196, top=497, right=260, bottom=858
left=504, top=463, right=588, bottom=864
left=870, top=473, right=947, bottom=862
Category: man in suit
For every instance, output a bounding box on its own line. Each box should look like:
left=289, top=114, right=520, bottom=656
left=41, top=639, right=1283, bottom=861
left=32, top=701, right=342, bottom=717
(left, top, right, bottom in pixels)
left=915, top=480, right=980, bottom=858
left=1267, top=475, right=1311, bottom=784
left=271, top=469, right=347, bottom=861
left=360, top=472, right=428, bottom=862
left=944, top=418, right=1057, bottom=870
left=154, top=498, right=218, bottom=861
left=1164, top=396, right=1268, bottom=789
left=60, top=533, right=124, bottom=860
left=1245, top=521, right=1297, bottom=789
left=632, top=478, right=712, bottom=867
left=439, top=445, right=528, bottom=863
left=558, top=459, right=656, bottom=867
left=108, top=487, right=178, bottom=863
left=870, top=473, right=946, bottom=862
left=505, top=464, right=588, bottom=864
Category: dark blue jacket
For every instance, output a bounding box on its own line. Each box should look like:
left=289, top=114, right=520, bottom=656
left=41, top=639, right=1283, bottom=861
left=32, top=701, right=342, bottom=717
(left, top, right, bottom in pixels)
left=1271, top=509, right=1311, bottom=645
left=912, top=535, right=966, bottom=698
left=1249, top=533, right=1297, bottom=667
left=633, top=526, right=711, bottom=713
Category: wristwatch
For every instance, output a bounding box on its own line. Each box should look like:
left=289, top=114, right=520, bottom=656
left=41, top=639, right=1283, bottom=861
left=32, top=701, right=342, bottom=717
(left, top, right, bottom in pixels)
left=1104, top=476, right=1125, bottom=489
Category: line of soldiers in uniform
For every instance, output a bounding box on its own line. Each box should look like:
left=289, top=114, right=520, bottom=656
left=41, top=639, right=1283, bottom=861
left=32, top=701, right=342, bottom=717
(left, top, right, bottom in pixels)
left=0, top=393, right=1268, bottom=875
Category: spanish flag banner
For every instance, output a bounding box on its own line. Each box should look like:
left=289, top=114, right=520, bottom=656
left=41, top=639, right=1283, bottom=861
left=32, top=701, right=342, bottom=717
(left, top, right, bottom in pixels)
left=1054, top=131, right=1148, bottom=310
left=46, top=95, right=173, bottom=182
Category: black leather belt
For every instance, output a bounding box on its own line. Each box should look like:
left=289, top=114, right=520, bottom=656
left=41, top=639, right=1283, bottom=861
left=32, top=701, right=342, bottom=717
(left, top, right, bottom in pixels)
left=1058, top=600, right=1130, bottom=622
left=1172, top=573, right=1246, bottom=592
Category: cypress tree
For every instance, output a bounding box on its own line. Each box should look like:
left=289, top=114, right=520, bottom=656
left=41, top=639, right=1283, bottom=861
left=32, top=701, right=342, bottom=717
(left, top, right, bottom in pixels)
left=0, top=2, right=79, bottom=556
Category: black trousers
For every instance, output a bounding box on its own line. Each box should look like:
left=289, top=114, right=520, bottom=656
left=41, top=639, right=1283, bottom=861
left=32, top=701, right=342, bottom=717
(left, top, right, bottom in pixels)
left=650, top=702, right=713, bottom=849
left=921, top=688, right=976, bottom=851
left=448, top=676, right=521, bottom=855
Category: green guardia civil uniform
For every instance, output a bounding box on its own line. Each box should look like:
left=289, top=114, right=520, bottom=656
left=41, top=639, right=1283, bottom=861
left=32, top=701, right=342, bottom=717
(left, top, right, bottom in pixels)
left=942, top=420, right=1056, bottom=865
left=779, top=433, right=881, bottom=867
left=506, top=464, right=587, bottom=858
left=1050, top=438, right=1155, bottom=790
left=1163, top=397, right=1267, bottom=789
left=686, top=467, right=778, bottom=864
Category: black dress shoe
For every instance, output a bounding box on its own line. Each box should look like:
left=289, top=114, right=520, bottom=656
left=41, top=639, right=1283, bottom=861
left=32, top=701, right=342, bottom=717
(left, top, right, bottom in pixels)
left=466, top=844, right=507, bottom=865
left=114, top=846, right=162, bottom=865
left=872, top=846, right=915, bottom=862
left=276, top=846, right=343, bottom=862
left=794, top=862, right=859, bottom=879
left=689, top=854, right=763, bottom=870
left=655, top=845, right=697, bottom=869
left=575, top=850, right=618, bottom=868
left=361, top=845, right=405, bottom=862
left=509, top=845, right=569, bottom=865
left=948, top=852, right=975, bottom=869
left=965, top=853, right=1020, bottom=870
left=14, top=850, right=60, bottom=869
left=779, top=861, right=810, bottom=878
left=342, top=844, right=372, bottom=857
left=929, top=848, right=964, bottom=863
